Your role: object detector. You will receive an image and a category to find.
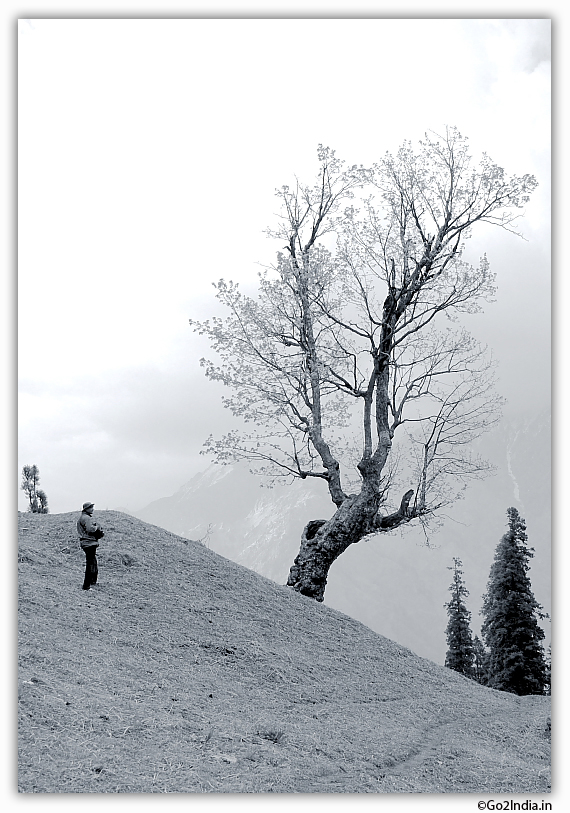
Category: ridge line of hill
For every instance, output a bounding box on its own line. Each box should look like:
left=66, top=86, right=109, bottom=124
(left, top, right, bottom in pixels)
left=18, top=510, right=550, bottom=794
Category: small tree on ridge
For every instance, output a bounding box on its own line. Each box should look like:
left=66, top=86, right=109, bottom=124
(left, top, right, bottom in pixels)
left=21, top=465, right=49, bottom=514
left=444, top=557, right=475, bottom=678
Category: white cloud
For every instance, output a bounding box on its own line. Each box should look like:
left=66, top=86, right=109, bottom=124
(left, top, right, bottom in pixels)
left=18, top=18, right=550, bottom=513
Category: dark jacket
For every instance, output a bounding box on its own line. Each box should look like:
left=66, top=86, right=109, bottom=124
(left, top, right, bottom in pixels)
left=77, top=511, right=102, bottom=549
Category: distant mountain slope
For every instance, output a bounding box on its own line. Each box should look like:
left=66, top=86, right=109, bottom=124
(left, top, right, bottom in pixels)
left=136, top=411, right=551, bottom=664
left=18, top=511, right=550, bottom=793
left=136, top=463, right=331, bottom=576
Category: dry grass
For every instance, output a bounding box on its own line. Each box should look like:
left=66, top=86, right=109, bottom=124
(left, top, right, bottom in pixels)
left=18, top=510, right=551, bottom=793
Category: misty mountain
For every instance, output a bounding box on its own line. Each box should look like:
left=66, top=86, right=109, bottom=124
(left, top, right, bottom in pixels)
left=136, top=410, right=550, bottom=665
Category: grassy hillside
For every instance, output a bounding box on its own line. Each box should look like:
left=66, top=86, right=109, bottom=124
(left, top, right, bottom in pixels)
left=135, top=415, right=551, bottom=667
left=18, top=511, right=551, bottom=794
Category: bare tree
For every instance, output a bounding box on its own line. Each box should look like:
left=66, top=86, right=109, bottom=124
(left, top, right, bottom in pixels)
left=191, top=129, right=537, bottom=601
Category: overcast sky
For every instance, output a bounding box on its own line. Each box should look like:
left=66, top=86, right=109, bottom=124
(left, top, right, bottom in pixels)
left=17, top=17, right=550, bottom=514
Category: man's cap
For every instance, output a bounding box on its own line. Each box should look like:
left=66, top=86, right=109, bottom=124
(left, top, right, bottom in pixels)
left=82, top=502, right=95, bottom=511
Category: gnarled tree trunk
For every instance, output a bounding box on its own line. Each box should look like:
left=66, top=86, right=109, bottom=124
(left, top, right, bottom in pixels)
left=287, top=489, right=415, bottom=601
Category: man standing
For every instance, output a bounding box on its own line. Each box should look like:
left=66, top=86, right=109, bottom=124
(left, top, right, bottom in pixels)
left=77, top=502, right=104, bottom=590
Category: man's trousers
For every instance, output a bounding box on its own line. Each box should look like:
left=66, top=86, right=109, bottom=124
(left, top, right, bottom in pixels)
left=82, top=544, right=99, bottom=590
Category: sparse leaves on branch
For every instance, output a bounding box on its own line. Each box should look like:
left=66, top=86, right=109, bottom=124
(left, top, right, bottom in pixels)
left=190, top=128, right=537, bottom=600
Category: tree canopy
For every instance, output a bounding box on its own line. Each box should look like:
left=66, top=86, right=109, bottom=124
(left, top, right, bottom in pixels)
left=191, top=128, right=537, bottom=600
left=21, top=465, right=49, bottom=514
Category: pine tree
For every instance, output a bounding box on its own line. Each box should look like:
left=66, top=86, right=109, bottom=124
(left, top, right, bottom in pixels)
left=481, top=507, right=547, bottom=695
left=444, top=557, right=475, bottom=678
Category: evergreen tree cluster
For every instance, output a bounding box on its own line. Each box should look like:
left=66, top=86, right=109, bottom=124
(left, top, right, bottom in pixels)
left=444, top=508, right=548, bottom=696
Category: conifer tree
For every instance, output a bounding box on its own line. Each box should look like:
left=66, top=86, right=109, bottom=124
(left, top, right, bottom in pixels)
left=481, top=507, right=547, bottom=695
left=444, top=557, right=475, bottom=678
